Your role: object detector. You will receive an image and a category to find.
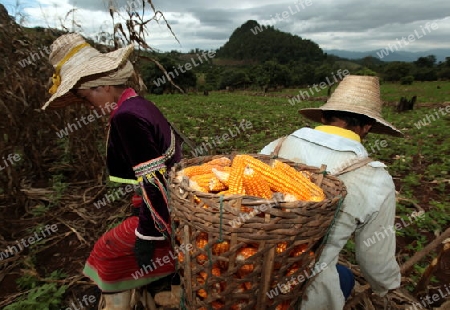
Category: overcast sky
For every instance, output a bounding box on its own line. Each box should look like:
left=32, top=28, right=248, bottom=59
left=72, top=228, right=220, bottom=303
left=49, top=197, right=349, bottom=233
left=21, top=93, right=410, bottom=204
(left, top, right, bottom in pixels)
left=3, top=0, right=450, bottom=53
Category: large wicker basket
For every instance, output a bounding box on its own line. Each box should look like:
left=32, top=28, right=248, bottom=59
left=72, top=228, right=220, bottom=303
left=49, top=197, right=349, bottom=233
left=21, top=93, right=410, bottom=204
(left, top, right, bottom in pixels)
left=169, top=154, right=347, bottom=310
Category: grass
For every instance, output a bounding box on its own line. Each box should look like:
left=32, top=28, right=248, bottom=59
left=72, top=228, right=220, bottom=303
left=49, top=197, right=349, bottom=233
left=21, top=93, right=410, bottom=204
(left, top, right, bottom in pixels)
left=380, top=80, right=450, bottom=103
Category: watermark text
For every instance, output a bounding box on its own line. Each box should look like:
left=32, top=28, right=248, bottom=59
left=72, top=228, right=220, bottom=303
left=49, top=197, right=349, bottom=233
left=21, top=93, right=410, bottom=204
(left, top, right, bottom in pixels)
left=288, top=69, right=350, bottom=105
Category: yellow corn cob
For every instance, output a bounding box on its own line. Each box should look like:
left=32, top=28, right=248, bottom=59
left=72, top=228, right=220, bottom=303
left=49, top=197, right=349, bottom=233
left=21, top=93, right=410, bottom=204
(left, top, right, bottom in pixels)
left=182, top=164, right=224, bottom=178
left=301, top=170, right=312, bottom=179
left=205, top=157, right=232, bottom=167
left=209, top=178, right=227, bottom=192
left=271, top=160, right=325, bottom=202
left=211, top=167, right=230, bottom=186
left=242, top=166, right=272, bottom=199
left=190, top=173, right=216, bottom=188
left=227, top=155, right=247, bottom=195
left=236, top=155, right=313, bottom=201
left=189, top=179, right=208, bottom=192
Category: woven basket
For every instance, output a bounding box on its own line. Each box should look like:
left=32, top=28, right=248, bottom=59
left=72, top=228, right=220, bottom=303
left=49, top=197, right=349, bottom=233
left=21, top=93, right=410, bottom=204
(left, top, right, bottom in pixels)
left=169, top=154, right=347, bottom=310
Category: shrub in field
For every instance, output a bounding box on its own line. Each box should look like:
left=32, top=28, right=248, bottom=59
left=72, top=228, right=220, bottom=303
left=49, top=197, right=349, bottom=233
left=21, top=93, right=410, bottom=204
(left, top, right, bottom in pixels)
left=400, top=75, right=415, bottom=85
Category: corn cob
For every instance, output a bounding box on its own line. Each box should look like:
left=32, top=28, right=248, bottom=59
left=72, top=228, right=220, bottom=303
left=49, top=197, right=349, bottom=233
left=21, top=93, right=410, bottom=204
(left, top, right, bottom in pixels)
left=235, top=155, right=319, bottom=201
left=190, top=173, right=217, bottom=189
left=212, top=167, right=230, bottom=186
left=196, top=233, right=208, bottom=264
left=188, top=179, right=208, bottom=192
left=196, top=232, right=208, bottom=246
left=205, top=157, right=232, bottom=167
left=212, top=240, right=230, bottom=255
left=182, top=164, right=224, bottom=178
left=227, top=155, right=247, bottom=195
left=209, top=178, right=227, bottom=192
left=189, top=172, right=220, bottom=192
left=240, top=206, right=253, bottom=213
left=235, top=155, right=306, bottom=200
left=193, top=195, right=201, bottom=204
left=242, top=166, right=272, bottom=199
left=276, top=242, right=288, bottom=254
left=178, top=251, right=184, bottom=263
left=271, top=160, right=325, bottom=202
left=236, top=247, right=258, bottom=277
left=212, top=265, right=221, bottom=276
left=197, top=288, right=207, bottom=298
left=290, top=244, right=308, bottom=257
left=197, top=253, right=208, bottom=264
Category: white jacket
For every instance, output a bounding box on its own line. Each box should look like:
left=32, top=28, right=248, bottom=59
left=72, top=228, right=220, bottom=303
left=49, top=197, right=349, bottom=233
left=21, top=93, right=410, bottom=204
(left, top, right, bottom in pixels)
left=260, top=127, right=401, bottom=310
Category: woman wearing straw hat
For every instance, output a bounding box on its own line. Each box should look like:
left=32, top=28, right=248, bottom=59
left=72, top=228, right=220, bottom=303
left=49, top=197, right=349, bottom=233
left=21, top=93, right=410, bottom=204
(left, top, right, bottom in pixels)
left=260, top=75, right=402, bottom=309
left=42, top=33, right=182, bottom=309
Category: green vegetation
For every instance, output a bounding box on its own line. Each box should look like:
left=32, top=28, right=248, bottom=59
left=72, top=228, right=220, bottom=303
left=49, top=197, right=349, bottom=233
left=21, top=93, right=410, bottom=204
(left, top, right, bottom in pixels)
left=217, top=20, right=324, bottom=64
left=136, top=21, right=450, bottom=94
left=5, top=270, right=67, bottom=310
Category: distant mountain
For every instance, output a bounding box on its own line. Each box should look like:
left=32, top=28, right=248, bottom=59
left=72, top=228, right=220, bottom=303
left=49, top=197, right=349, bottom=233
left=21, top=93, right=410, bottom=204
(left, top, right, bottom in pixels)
left=217, top=20, right=325, bottom=64
left=325, top=49, right=450, bottom=63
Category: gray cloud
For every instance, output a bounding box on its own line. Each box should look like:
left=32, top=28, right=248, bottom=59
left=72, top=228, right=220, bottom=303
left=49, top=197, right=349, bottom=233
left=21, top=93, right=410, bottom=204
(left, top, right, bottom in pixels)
left=16, top=0, right=450, bottom=52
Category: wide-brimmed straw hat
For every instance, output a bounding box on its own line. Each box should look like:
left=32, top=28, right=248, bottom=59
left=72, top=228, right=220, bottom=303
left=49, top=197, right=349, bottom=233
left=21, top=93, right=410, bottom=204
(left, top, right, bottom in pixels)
left=41, top=33, right=134, bottom=110
left=299, top=75, right=403, bottom=137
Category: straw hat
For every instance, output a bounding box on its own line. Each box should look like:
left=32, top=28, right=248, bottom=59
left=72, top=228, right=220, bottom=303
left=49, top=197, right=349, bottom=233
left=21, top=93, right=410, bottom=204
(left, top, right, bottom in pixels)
left=299, top=75, right=403, bottom=137
left=41, top=33, right=134, bottom=110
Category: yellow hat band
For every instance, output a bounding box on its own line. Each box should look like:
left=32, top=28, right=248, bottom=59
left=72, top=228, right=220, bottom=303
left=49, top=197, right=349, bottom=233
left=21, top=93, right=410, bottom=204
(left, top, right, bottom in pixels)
left=48, top=42, right=90, bottom=95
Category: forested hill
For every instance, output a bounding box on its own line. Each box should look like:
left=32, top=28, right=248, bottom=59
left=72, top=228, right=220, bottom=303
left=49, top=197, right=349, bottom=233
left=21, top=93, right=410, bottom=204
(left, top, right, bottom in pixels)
left=217, top=20, right=325, bottom=64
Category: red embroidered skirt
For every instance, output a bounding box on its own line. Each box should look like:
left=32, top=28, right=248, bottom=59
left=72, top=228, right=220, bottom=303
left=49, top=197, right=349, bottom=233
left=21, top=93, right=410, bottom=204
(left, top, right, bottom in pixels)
left=83, top=216, right=176, bottom=292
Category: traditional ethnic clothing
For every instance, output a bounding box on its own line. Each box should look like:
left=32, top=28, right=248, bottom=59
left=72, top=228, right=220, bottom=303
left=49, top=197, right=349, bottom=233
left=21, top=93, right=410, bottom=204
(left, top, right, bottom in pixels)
left=83, top=88, right=182, bottom=292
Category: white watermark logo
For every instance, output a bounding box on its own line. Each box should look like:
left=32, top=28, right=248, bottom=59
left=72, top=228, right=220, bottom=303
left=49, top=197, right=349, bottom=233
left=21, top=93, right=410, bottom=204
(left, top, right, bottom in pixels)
left=190, top=120, right=252, bottom=157
left=250, top=0, right=313, bottom=35
left=94, top=184, right=140, bottom=209
left=0, top=153, right=21, bottom=171
left=288, top=69, right=350, bottom=105
left=17, top=34, right=77, bottom=68
left=376, top=22, right=439, bottom=59
left=63, top=294, right=96, bottom=310
left=56, top=102, right=117, bottom=138
left=408, top=283, right=450, bottom=309
left=153, top=51, right=216, bottom=87
left=363, top=211, right=425, bottom=248
left=414, top=105, right=450, bottom=129
left=266, top=262, right=328, bottom=298
left=131, top=243, right=193, bottom=280
left=0, top=224, right=58, bottom=261
left=229, top=197, right=281, bottom=228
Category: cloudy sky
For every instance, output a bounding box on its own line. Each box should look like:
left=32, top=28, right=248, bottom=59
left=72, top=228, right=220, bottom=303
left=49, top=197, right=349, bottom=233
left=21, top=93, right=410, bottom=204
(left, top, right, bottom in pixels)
left=3, top=0, right=450, bottom=53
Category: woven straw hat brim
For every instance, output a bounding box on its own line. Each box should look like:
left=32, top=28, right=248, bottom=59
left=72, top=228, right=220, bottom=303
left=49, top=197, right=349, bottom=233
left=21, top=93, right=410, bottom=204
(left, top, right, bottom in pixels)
left=42, top=44, right=134, bottom=110
left=299, top=108, right=403, bottom=137
left=299, top=75, right=403, bottom=137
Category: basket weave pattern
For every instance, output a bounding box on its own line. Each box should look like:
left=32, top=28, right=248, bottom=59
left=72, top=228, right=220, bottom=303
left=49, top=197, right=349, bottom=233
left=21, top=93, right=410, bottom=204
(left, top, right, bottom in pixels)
left=169, top=154, right=347, bottom=310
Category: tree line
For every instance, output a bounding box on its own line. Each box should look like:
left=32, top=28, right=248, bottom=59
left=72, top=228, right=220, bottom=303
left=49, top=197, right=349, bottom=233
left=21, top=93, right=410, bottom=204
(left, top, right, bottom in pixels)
left=138, top=20, right=450, bottom=93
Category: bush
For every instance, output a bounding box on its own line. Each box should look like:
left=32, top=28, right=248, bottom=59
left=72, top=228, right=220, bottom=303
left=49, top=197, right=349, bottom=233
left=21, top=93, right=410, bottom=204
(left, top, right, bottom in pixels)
left=400, top=76, right=414, bottom=85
